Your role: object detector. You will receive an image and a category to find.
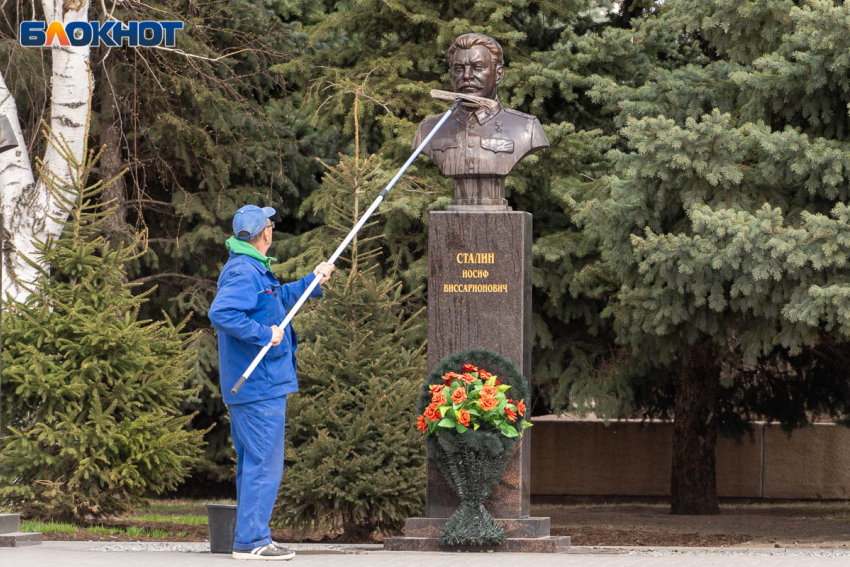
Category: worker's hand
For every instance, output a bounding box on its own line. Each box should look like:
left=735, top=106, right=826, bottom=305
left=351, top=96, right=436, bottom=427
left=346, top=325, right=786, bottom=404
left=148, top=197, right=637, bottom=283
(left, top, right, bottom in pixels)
left=269, top=325, right=284, bottom=346
left=313, top=262, right=335, bottom=284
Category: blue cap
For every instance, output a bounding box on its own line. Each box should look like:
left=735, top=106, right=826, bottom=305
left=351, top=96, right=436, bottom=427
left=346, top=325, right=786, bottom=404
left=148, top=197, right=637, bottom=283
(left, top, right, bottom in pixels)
left=233, top=205, right=276, bottom=240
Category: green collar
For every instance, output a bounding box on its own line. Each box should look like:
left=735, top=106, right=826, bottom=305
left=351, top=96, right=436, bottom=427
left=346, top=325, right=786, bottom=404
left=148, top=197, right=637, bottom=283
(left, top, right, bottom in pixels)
left=226, top=236, right=277, bottom=270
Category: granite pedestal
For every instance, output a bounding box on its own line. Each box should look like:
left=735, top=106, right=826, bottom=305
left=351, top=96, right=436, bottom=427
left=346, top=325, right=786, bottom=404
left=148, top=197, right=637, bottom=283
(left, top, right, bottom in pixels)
left=384, top=211, right=569, bottom=553
left=0, top=513, right=42, bottom=547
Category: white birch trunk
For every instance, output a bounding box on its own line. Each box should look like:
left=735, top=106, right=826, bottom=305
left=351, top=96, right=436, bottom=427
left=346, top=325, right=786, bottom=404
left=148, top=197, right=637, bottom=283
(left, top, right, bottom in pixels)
left=0, top=0, right=92, bottom=302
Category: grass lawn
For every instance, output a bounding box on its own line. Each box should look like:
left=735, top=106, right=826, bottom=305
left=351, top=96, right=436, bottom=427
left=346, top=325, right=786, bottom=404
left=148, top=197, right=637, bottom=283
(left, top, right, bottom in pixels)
left=20, top=521, right=77, bottom=534
left=21, top=520, right=187, bottom=539
left=132, top=513, right=208, bottom=525
left=18, top=499, right=234, bottom=542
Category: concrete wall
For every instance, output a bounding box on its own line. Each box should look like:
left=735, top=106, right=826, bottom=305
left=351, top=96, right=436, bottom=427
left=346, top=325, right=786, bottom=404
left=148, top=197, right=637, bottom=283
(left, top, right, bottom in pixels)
left=530, top=418, right=850, bottom=499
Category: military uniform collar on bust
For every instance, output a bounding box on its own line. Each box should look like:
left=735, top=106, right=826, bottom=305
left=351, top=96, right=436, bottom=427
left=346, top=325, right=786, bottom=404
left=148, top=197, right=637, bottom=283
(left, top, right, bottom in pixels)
left=454, top=96, right=502, bottom=126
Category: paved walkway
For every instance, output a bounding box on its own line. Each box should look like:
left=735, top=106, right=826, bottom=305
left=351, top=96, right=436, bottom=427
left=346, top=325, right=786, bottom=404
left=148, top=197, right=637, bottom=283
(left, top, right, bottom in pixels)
left=3, top=542, right=850, bottom=567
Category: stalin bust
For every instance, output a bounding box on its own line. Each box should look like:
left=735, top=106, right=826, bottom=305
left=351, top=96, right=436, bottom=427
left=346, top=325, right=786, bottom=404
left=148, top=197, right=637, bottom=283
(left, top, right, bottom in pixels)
left=413, top=33, right=549, bottom=211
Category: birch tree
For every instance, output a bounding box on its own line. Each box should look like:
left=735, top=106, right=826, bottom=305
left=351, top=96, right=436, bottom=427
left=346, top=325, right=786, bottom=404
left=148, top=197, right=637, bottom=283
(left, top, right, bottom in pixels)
left=0, top=0, right=91, bottom=302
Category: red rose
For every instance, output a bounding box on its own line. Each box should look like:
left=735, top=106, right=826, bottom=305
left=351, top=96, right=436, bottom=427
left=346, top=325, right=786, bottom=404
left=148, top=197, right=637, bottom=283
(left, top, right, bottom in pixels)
left=457, top=410, right=471, bottom=427
left=505, top=407, right=518, bottom=423
left=430, top=384, right=445, bottom=393
left=479, top=395, right=498, bottom=412
left=416, top=415, right=428, bottom=433
left=479, top=369, right=492, bottom=380
left=517, top=399, right=526, bottom=417
left=462, top=364, right=478, bottom=372
left=451, top=387, right=467, bottom=404
left=424, top=404, right=441, bottom=422
left=494, top=379, right=501, bottom=386
left=460, top=373, right=476, bottom=384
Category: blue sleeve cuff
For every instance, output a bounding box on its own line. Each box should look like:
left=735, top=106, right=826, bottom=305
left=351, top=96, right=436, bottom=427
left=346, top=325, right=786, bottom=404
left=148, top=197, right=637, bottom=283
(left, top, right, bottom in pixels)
left=260, top=325, right=273, bottom=345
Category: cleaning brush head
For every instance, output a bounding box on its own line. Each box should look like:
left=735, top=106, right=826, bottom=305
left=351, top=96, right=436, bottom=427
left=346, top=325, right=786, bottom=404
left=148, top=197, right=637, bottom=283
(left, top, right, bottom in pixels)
left=430, top=89, right=499, bottom=113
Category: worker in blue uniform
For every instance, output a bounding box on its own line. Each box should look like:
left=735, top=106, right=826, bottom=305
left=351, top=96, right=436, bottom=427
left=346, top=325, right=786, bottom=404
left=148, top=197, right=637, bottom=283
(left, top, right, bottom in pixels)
left=209, top=205, right=334, bottom=561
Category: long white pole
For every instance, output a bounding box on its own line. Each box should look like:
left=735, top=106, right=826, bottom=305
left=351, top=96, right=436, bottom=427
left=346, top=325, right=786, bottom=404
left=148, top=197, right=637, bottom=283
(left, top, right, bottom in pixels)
left=231, top=99, right=463, bottom=395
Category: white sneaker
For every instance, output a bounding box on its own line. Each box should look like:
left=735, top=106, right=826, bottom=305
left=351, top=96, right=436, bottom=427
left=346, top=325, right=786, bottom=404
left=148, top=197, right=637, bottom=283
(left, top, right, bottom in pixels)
left=231, top=543, right=296, bottom=561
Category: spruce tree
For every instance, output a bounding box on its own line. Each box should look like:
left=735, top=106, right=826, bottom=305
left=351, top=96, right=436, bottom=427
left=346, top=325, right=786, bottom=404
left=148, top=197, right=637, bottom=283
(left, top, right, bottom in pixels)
left=560, top=0, right=850, bottom=513
left=274, top=100, right=426, bottom=538
left=275, top=265, right=426, bottom=539
left=0, top=130, right=205, bottom=520
left=494, top=0, right=724, bottom=416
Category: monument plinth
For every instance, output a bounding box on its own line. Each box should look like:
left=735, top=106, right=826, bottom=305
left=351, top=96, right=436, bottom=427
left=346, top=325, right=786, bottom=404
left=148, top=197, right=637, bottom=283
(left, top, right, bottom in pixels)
left=426, top=211, right=532, bottom=519
left=384, top=212, right=569, bottom=552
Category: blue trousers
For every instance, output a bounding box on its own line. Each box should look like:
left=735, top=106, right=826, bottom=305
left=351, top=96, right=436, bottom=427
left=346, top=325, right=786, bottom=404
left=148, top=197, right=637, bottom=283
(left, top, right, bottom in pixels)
left=228, top=395, right=287, bottom=550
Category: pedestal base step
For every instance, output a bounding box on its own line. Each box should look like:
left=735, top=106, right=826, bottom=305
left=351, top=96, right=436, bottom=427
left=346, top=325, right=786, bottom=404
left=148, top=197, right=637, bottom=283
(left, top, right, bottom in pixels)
left=383, top=535, right=570, bottom=553
left=0, top=532, right=43, bottom=547
left=404, top=517, right=550, bottom=538
left=0, top=513, right=20, bottom=534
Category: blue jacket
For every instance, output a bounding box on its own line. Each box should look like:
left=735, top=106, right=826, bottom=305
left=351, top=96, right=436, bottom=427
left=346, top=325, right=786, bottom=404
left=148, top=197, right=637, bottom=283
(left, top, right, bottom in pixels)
left=209, top=252, right=322, bottom=405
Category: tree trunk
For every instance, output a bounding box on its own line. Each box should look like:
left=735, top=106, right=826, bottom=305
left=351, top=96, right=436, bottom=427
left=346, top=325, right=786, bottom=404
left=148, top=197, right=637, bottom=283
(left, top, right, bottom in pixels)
left=670, top=341, right=721, bottom=515
left=0, top=70, right=37, bottom=290
left=0, top=0, right=93, bottom=302
left=98, top=66, right=128, bottom=239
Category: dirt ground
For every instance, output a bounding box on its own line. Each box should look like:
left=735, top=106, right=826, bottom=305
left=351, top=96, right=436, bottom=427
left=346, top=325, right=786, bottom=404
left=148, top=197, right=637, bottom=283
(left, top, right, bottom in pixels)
left=537, top=502, right=850, bottom=548
left=39, top=501, right=850, bottom=547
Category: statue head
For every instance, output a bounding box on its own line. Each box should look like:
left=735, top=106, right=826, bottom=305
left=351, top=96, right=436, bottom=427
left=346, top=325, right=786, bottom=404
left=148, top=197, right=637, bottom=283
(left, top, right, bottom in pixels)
left=447, top=33, right=504, bottom=101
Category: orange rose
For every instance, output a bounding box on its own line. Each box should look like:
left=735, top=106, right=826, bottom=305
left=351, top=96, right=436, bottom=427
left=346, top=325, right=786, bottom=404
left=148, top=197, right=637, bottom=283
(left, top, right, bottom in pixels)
left=416, top=415, right=428, bottom=433
left=451, top=387, right=467, bottom=404
left=517, top=399, right=526, bottom=417
left=430, top=384, right=445, bottom=393
left=479, top=395, right=498, bottom=412
left=505, top=407, right=518, bottom=422
left=479, top=369, right=492, bottom=380
left=457, top=410, right=471, bottom=427
left=481, top=385, right=498, bottom=397
left=460, top=373, right=476, bottom=384
left=432, top=390, right=447, bottom=407
left=424, top=404, right=441, bottom=422
left=462, top=364, right=478, bottom=372
left=443, top=372, right=463, bottom=385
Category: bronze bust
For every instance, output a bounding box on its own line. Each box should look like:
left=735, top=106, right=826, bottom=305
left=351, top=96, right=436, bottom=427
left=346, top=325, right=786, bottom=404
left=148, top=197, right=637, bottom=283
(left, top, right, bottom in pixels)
left=413, top=34, right=549, bottom=211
